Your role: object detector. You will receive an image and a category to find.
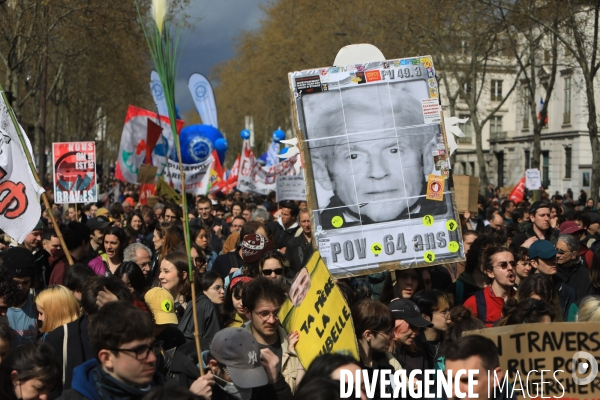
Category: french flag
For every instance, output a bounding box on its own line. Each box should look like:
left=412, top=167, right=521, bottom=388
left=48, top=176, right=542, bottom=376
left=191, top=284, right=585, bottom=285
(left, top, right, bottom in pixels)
left=537, top=97, right=548, bottom=125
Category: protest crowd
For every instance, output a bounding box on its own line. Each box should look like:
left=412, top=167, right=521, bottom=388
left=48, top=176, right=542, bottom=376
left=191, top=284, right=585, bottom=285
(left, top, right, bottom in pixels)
left=0, top=179, right=596, bottom=400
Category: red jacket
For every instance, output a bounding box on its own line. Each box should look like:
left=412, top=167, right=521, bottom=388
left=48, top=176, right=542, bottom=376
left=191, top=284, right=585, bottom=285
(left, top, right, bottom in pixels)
left=463, top=286, right=515, bottom=327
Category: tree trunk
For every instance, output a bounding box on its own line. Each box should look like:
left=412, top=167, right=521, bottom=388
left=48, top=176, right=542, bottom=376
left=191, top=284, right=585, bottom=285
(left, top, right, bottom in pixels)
left=587, top=79, right=600, bottom=200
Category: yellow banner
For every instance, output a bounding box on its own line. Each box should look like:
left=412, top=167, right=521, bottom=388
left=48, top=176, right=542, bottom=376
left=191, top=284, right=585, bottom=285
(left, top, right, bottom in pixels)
left=279, top=251, right=359, bottom=368
left=156, top=176, right=182, bottom=205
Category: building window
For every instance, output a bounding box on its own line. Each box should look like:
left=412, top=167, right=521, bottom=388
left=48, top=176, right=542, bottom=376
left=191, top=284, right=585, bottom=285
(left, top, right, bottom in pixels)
left=491, top=80, right=503, bottom=101
left=469, top=161, right=475, bottom=176
left=458, top=114, right=472, bottom=144
left=490, top=115, right=503, bottom=137
left=542, top=151, right=550, bottom=188
left=565, top=147, right=572, bottom=179
left=524, top=149, right=530, bottom=170
left=496, top=151, right=505, bottom=187
left=563, top=76, right=571, bottom=124
left=523, top=95, right=530, bottom=129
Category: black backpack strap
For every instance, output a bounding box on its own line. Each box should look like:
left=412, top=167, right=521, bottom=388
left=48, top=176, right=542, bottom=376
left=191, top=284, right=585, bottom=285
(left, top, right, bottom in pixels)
left=475, top=290, right=487, bottom=324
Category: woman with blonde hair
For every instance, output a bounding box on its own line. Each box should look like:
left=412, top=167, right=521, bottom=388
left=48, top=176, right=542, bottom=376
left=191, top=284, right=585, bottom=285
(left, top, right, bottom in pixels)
left=35, top=285, right=81, bottom=337
left=576, top=296, right=600, bottom=322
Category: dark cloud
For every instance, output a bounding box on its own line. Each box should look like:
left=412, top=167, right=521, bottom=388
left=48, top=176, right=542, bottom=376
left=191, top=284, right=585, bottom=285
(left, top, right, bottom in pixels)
left=175, top=0, right=267, bottom=115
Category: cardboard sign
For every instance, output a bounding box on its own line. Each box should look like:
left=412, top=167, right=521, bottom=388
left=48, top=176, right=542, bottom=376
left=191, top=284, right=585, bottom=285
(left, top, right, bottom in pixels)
left=467, top=322, right=600, bottom=400
left=525, top=168, right=542, bottom=190
left=137, top=164, right=158, bottom=184
left=52, top=142, right=97, bottom=204
left=453, top=175, right=479, bottom=214
left=279, top=251, right=359, bottom=368
left=276, top=175, right=307, bottom=201
left=289, top=55, right=464, bottom=277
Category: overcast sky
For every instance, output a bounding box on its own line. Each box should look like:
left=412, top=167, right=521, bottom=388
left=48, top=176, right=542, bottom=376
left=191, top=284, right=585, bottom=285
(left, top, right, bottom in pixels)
left=174, top=0, right=267, bottom=114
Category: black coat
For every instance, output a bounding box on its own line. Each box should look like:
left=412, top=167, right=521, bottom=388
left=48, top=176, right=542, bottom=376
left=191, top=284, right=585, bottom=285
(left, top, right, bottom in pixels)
left=45, top=315, right=95, bottom=398
left=285, top=234, right=313, bottom=278
left=557, top=260, right=591, bottom=301
left=177, top=294, right=221, bottom=350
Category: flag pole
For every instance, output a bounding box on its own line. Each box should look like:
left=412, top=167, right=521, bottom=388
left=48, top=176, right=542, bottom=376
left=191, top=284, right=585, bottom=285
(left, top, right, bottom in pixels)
left=0, top=83, right=74, bottom=265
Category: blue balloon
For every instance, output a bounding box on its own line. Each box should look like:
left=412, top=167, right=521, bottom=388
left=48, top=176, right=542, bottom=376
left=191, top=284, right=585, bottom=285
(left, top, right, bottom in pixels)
left=280, top=147, right=289, bottom=155
left=178, top=124, right=226, bottom=164
left=272, top=129, right=286, bottom=143
left=240, top=129, right=251, bottom=140
left=215, top=138, right=228, bottom=152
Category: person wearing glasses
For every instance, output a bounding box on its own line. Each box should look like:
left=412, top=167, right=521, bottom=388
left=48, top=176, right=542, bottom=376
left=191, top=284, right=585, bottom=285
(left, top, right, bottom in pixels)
left=463, top=246, right=516, bottom=327
left=412, top=289, right=451, bottom=371
left=242, top=276, right=302, bottom=393
left=259, top=251, right=289, bottom=285
left=352, top=298, right=400, bottom=399
left=59, top=301, right=164, bottom=399
left=178, top=271, right=223, bottom=348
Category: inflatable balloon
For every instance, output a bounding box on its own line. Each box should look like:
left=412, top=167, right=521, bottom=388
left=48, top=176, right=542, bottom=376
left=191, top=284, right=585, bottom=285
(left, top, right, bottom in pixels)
left=272, top=129, right=286, bottom=143
left=177, top=124, right=227, bottom=164
left=280, top=147, right=289, bottom=155
left=215, top=138, right=228, bottom=152
left=240, top=129, right=251, bottom=140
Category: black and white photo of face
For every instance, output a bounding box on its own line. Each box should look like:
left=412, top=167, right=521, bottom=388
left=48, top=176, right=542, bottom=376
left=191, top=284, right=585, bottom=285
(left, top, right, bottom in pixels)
left=303, top=81, right=436, bottom=222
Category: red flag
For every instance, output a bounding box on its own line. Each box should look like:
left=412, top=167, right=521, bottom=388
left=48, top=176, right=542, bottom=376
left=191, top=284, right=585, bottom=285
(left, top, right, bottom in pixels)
left=139, top=183, right=156, bottom=205
left=145, top=119, right=163, bottom=165
left=508, top=176, right=526, bottom=203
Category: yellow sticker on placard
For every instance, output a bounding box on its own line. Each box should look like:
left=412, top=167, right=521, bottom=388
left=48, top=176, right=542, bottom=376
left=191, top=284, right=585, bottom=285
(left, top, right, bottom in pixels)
left=424, top=251, right=435, bottom=263
left=426, top=174, right=445, bottom=201
left=422, top=215, right=434, bottom=226
left=448, top=241, right=459, bottom=253
left=371, top=242, right=383, bottom=256
left=331, top=216, right=344, bottom=228
left=446, top=219, right=458, bottom=231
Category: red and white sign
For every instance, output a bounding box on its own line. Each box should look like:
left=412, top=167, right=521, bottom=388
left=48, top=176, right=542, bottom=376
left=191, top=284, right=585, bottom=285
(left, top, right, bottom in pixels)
left=53, top=142, right=97, bottom=204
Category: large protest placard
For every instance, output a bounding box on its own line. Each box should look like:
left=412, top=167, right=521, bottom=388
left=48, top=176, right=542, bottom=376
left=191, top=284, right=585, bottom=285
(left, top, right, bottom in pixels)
left=52, top=142, right=97, bottom=204
left=467, top=322, right=600, bottom=400
left=276, top=174, right=306, bottom=201
left=237, top=140, right=298, bottom=195
left=289, top=56, right=464, bottom=277
left=279, top=251, right=359, bottom=368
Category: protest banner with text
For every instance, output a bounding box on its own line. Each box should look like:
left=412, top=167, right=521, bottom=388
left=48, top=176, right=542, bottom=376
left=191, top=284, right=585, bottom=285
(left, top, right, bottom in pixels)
left=467, top=322, right=600, bottom=400
left=279, top=251, right=359, bottom=368
left=53, top=142, right=97, bottom=204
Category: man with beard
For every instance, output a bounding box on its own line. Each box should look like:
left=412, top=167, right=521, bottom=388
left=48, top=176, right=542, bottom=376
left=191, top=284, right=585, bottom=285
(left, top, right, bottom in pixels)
left=302, top=84, right=448, bottom=229
left=4, top=247, right=38, bottom=346
left=463, top=246, right=516, bottom=327
left=242, top=277, right=301, bottom=393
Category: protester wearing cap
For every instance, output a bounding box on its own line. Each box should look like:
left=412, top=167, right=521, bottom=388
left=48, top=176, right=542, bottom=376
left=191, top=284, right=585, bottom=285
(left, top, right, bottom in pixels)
left=242, top=276, right=302, bottom=393
left=386, top=298, right=432, bottom=378
left=144, top=287, right=185, bottom=375
left=4, top=247, right=38, bottom=346
left=555, top=234, right=591, bottom=301
left=95, top=207, right=109, bottom=217
left=463, top=246, right=516, bottom=328
left=529, top=239, right=577, bottom=321
left=559, top=220, right=594, bottom=269
left=510, top=201, right=559, bottom=250
left=204, top=327, right=293, bottom=400
left=86, top=216, right=111, bottom=262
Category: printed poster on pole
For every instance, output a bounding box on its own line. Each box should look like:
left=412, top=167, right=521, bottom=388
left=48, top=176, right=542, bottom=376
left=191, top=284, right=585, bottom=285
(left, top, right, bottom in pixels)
left=53, top=142, right=97, bottom=204
left=289, top=55, right=464, bottom=278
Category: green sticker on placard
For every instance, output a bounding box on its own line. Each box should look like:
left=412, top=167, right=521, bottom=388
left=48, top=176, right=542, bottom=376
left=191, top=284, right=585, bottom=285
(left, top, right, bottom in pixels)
left=446, top=219, right=458, bottom=231
left=371, top=242, right=383, bottom=256
left=423, top=215, right=434, bottom=226
left=331, top=216, right=344, bottom=228
left=424, top=251, right=435, bottom=263
left=448, top=241, right=459, bottom=253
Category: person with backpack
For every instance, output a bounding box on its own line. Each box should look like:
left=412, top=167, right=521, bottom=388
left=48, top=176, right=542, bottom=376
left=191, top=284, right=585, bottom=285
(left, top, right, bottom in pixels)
left=463, top=245, right=516, bottom=327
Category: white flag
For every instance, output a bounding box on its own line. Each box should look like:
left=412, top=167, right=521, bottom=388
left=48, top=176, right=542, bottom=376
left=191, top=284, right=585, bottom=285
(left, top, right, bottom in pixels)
left=188, top=73, right=218, bottom=128
left=0, top=96, right=44, bottom=243
left=150, top=70, right=169, bottom=118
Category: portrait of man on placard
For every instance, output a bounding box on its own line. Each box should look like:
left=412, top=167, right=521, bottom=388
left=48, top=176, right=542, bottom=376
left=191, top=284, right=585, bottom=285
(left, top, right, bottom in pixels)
left=301, top=80, right=447, bottom=230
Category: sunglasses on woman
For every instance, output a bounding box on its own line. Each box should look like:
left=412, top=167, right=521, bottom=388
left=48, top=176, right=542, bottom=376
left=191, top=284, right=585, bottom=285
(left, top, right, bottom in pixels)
left=262, top=268, right=284, bottom=276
